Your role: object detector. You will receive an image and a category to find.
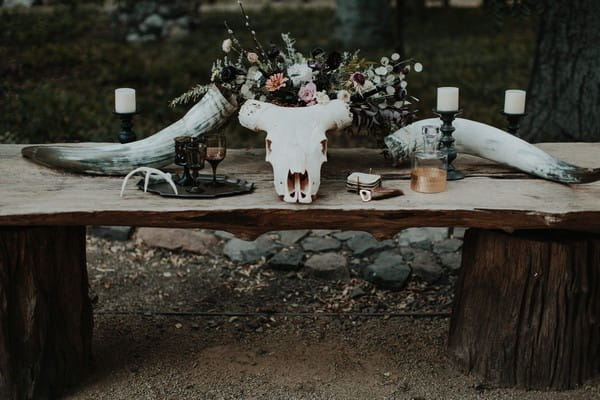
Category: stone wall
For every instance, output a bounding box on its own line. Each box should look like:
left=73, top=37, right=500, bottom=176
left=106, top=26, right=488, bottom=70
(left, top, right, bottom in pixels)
left=115, top=0, right=199, bottom=42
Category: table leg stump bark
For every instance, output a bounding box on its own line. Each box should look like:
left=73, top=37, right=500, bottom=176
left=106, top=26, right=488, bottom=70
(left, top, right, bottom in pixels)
left=0, top=226, right=92, bottom=400
left=449, top=228, right=600, bottom=390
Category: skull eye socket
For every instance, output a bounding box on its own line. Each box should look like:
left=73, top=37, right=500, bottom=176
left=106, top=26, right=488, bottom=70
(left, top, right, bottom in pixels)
left=321, top=139, right=327, bottom=155
left=266, top=139, right=272, bottom=154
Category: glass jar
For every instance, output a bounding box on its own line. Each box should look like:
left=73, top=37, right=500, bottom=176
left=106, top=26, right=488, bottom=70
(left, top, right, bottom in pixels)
left=410, top=125, right=447, bottom=193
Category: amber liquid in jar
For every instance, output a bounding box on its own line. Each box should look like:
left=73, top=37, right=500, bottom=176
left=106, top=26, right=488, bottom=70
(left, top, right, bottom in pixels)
left=410, top=125, right=448, bottom=194
left=410, top=166, right=447, bottom=193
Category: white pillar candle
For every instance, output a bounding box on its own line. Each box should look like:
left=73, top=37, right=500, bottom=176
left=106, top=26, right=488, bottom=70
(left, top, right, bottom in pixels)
left=436, top=87, right=459, bottom=112
left=504, top=89, right=526, bottom=114
left=115, top=88, right=136, bottom=113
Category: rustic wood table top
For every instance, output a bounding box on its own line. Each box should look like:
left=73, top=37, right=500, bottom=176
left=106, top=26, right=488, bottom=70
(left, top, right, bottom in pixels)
left=1, top=144, right=599, bottom=238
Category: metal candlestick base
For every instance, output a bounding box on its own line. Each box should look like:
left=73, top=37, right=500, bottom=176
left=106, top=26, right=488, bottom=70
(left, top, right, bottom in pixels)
left=434, top=109, right=464, bottom=181
left=114, top=111, right=138, bottom=144
left=501, top=111, right=526, bottom=137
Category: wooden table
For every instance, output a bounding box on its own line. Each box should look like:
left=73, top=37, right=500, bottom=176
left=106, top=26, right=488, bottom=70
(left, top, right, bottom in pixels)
left=0, top=143, right=599, bottom=397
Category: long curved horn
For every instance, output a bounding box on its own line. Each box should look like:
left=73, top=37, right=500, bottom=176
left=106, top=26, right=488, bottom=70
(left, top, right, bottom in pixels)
left=21, top=84, right=238, bottom=176
left=385, top=118, right=600, bottom=184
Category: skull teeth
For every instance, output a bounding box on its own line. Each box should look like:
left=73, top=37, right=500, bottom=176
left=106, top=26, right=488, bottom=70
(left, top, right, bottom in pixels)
left=285, top=170, right=311, bottom=203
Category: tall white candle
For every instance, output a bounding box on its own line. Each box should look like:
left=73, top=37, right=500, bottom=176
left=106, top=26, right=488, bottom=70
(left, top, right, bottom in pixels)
left=115, top=88, right=136, bottom=113
left=436, top=87, right=459, bottom=112
left=504, top=89, right=526, bottom=114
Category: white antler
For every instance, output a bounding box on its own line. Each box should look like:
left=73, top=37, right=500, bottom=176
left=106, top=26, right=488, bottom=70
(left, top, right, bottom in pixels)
left=120, top=167, right=178, bottom=198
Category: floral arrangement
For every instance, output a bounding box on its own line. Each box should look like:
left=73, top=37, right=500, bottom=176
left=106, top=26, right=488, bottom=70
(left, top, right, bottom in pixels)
left=172, top=1, right=422, bottom=138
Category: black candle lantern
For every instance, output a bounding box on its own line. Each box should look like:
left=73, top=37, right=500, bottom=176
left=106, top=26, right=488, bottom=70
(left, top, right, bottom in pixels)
left=501, top=111, right=526, bottom=137
left=434, top=109, right=464, bottom=181
left=114, top=111, right=138, bottom=144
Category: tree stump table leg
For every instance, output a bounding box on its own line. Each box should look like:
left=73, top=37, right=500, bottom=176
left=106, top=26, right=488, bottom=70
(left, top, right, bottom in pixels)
left=449, top=228, right=600, bottom=390
left=0, top=226, right=92, bottom=399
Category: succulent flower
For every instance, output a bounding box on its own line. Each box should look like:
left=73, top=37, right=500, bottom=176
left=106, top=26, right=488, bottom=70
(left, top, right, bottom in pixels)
left=265, top=73, right=288, bottom=92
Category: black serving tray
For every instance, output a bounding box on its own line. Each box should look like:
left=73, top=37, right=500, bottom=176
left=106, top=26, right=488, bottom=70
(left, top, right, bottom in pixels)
left=137, top=174, right=254, bottom=199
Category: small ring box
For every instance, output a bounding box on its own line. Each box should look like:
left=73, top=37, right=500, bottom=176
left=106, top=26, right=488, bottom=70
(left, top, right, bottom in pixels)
left=346, top=172, right=382, bottom=193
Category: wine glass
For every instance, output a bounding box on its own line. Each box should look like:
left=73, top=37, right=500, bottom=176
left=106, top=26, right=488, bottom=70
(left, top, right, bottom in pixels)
left=174, top=136, right=193, bottom=186
left=184, top=140, right=207, bottom=193
left=205, top=132, right=227, bottom=186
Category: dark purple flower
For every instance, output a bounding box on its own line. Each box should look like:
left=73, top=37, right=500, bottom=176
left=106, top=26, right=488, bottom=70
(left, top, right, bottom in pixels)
left=311, top=48, right=325, bottom=58
left=220, top=66, right=238, bottom=83
left=326, top=51, right=342, bottom=69
left=267, top=45, right=280, bottom=59
left=351, top=72, right=366, bottom=86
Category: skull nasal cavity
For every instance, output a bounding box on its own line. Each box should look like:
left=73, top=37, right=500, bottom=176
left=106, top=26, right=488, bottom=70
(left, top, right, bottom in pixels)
left=321, top=139, right=327, bottom=155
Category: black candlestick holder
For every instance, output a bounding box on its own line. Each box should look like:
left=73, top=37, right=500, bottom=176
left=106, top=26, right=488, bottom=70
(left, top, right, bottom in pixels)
left=114, top=111, right=138, bottom=144
left=501, top=111, right=526, bottom=137
left=434, top=109, right=464, bottom=181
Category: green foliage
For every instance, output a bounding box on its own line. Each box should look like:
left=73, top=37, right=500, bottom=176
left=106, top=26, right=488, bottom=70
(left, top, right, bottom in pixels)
left=1, top=6, right=536, bottom=148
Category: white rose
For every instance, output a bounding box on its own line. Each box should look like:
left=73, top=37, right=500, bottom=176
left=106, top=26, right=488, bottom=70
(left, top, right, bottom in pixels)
left=380, top=57, right=389, bottom=66
left=240, top=84, right=254, bottom=99
left=414, top=62, right=423, bottom=72
left=222, top=38, right=232, bottom=53
left=375, top=66, right=388, bottom=76
left=363, top=80, right=376, bottom=92
left=315, top=91, right=330, bottom=105
left=391, top=53, right=400, bottom=61
left=336, top=90, right=351, bottom=103
left=386, top=86, right=396, bottom=95
left=286, top=63, right=313, bottom=87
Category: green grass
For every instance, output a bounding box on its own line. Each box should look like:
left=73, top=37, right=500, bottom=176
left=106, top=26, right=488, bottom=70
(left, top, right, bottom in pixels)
left=0, top=6, right=536, bottom=147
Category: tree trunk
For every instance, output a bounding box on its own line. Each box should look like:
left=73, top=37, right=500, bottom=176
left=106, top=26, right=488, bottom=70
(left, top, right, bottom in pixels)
left=521, top=0, right=600, bottom=142
left=449, top=229, right=600, bottom=390
left=0, top=226, right=92, bottom=399
left=335, top=0, right=392, bottom=50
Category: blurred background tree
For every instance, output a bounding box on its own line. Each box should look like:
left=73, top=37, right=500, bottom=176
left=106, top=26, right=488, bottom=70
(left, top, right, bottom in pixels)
left=488, top=0, right=600, bottom=142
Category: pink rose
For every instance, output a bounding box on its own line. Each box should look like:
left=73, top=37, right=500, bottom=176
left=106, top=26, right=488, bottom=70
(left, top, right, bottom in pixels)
left=298, top=82, right=317, bottom=103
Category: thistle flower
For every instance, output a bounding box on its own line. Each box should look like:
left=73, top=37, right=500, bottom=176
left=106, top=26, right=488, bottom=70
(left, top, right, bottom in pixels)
left=265, top=73, right=288, bottom=92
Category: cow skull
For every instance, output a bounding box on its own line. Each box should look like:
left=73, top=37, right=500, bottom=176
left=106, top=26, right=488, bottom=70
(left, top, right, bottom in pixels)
left=239, top=99, right=353, bottom=203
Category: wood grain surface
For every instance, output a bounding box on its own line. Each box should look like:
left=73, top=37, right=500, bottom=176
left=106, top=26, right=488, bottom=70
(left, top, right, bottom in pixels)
left=1, top=144, right=599, bottom=238
left=449, top=229, right=600, bottom=389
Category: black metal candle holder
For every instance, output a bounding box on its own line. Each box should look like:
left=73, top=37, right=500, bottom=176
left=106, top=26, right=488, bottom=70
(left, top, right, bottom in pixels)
left=114, top=111, right=138, bottom=144
left=500, top=111, right=526, bottom=137
left=433, top=108, right=464, bottom=181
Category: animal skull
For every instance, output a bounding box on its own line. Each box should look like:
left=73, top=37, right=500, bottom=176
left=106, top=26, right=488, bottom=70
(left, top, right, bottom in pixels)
left=239, top=99, right=353, bottom=203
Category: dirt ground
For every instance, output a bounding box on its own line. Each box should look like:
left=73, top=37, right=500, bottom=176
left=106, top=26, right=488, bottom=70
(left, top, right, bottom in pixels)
left=64, top=236, right=600, bottom=399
